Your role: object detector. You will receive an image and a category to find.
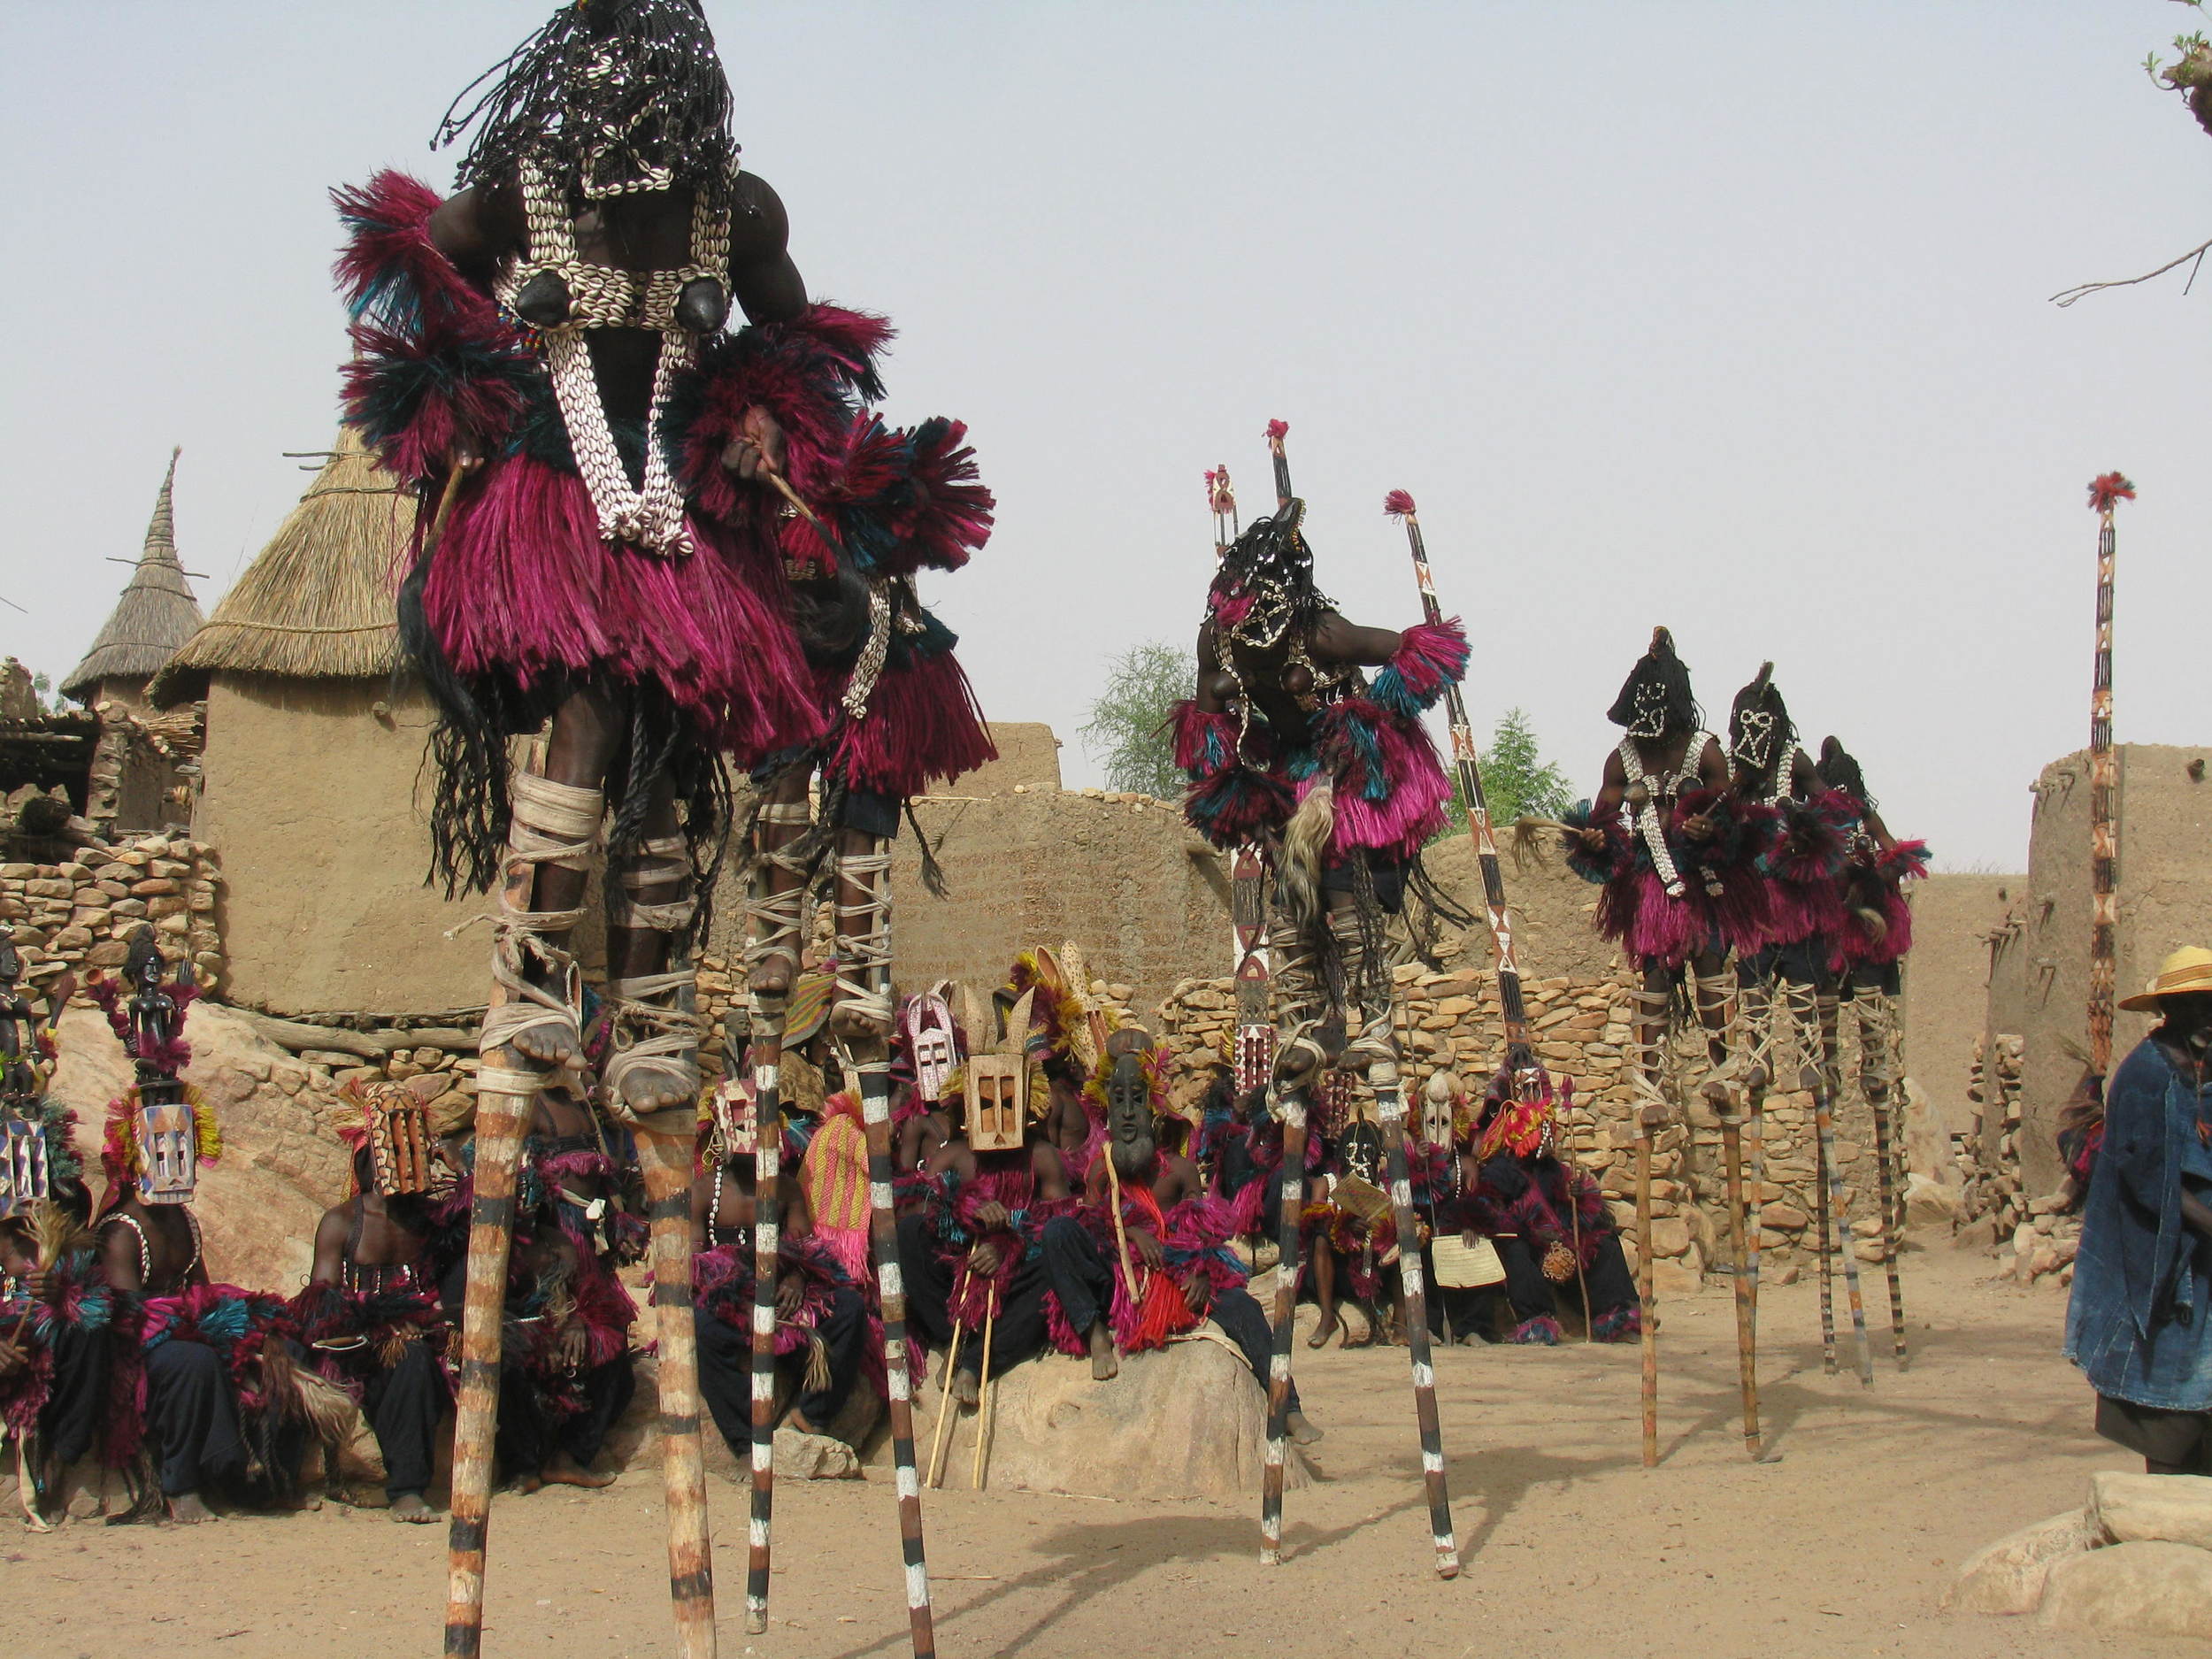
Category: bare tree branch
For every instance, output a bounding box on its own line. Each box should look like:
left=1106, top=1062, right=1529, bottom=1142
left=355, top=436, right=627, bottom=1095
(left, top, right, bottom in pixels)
left=2051, top=234, right=2212, bottom=307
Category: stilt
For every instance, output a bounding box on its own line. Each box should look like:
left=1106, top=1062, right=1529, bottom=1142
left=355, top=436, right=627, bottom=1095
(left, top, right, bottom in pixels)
left=1859, top=993, right=1909, bottom=1369
left=1260, top=1094, right=1308, bottom=1564
left=742, top=990, right=787, bottom=1636
left=1634, top=1116, right=1659, bottom=1467
left=1720, top=1113, right=1759, bottom=1457
left=446, top=762, right=598, bottom=1657
left=638, top=1126, right=718, bottom=1657
left=1796, top=987, right=1871, bottom=1385
left=1374, top=1066, right=1459, bottom=1577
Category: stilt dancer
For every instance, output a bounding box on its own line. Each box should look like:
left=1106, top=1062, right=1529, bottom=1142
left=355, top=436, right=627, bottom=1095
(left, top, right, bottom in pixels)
left=1174, top=424, right=1468, bottom=1572
left=1529, top=629, right=1768, bottom=1463
left=334, top=9, right=990, bottom=1648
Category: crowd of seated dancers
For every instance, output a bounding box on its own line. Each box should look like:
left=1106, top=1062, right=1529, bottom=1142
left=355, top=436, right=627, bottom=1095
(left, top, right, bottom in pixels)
left=0, top=943, right=1641, bottom=1528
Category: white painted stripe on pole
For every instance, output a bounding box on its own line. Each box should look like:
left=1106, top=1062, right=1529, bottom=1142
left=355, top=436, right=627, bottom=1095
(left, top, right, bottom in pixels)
left=887, top=1365, right=911, bottom=1402
left=1270, top=1353, right=1290, bottom=1381
left=752, top=1440, right=772, bottom=1473
left=895, top=1463, right=919, bottom=1501
left=870, top=1180, right=895, bottom=1210
left=753, top=1305, right=776, bottom=1337
left=749, top=1517, right=770, bottom=1548
left=1263, top=1444, right=1284, bottom=1469
left=1413, top=1361, right=1435, bottom=1388
left=1390, top=1179, right=1413, bottom=1207
left=757, top=1222, right=779, bottom=1254
left=1422, top=1449, right=1445, bottom=1474
left=905, top=1564, right=930, bottom=1609
left=758, top=1151, right=780, bottom=1180
left=880, top=1262, right=904, bottom=1300
left=1402, top=1262, right=1426, bottom=1296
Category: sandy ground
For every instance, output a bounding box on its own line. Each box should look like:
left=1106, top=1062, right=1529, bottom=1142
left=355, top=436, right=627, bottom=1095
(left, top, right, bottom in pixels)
left=3, top=1241, right=2199, bottom=1659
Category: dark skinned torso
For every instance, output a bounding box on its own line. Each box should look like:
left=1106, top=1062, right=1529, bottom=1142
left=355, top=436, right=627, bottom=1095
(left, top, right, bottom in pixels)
left=1193, top=612, right=1406, bottom=752
left=311, top=1193, right=431, bottom=1286
left=426, top=171, right=806, bottom=434
left=100, top=1198, right=207, bottom=1295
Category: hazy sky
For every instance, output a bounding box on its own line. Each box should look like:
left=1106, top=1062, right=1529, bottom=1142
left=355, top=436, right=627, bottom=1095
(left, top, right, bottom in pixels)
left=4, top=3, right=2208, bottom=872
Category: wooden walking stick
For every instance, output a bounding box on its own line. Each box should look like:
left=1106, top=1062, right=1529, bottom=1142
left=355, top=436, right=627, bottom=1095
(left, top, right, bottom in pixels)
left=971, top=1288, right=998, bottom=1491
left=924, top=1268, right=969, bottom=1489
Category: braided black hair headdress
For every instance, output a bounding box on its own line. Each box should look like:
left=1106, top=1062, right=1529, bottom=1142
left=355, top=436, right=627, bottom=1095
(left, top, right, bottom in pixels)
left=1207, top=500, right=1335, bottom=649
left=434, top=0, right=739, bottom=204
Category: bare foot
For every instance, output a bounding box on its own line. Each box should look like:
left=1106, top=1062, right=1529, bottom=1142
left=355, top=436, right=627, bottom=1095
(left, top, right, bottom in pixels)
left=389, top=1492, right=440, bottom=1524
left=1286, top=1411, right=1324, bottom=1446
left=166, top=1492, right=216, bottom=1525
left=1307, top=1310, right=1341, bottom=1351
left=1087, top=1322, right=1119, bottom=1381
left=542, top=1453, right=616, bottom=1489
left=508, top=1472, right=545, bottom=1496
left=749, top=954, right=795, bottom=1000
left=828, top=1003, right=890, bottom=1042
left=510, top=1012, right=583, bottom=1069
left=611, top=1056, right=699, bottom=1119
left=951, top=1368, right=980, bottom=1409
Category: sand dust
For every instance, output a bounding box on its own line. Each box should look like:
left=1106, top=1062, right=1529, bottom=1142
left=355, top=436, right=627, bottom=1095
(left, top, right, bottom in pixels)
left=2, top=1242, right=2195, bottom=1659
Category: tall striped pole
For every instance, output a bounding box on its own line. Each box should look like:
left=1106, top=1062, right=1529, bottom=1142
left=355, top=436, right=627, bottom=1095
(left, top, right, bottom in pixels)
left=742, top=995, right=787, bottom=1635
left=1259, top=1097, right=1306, bottom=1565
left=1382, top=491, right=1535, bottom=1071
left=2084, top=472, right=2134, bottom=1081
left=835, top=849, right=936, bottom=1659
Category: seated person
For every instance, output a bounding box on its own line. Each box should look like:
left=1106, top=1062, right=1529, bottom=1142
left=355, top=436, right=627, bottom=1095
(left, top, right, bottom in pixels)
left=440, top=1145, right=635, bottom=1494
left=296, top=1079, right=450, bottom=1523
left=1040, top=1033, right=1320, bottom=1444
left=690, top=1080, right=870, bottom=1453
left=0, top=1175, right=111, bottom=1514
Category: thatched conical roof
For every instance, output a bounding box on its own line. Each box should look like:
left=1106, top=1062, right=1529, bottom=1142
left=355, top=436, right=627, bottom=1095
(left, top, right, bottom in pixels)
left=61, top=449, right=206, bottom=703
left=149, top=428, right=416, bottom=708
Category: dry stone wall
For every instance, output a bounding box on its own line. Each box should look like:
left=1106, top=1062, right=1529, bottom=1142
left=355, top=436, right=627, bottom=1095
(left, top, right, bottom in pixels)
left=0, top=831, right=225, bottom=990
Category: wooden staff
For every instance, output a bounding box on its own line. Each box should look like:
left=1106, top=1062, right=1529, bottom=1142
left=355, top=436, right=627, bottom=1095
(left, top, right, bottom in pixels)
left=1383, top=491, right=1538, bottom=1071
left=1260, top=1099, right=1307, bottom=1565
left=1100, top=1147, right=1146, bottom=1304
left=2085, top=472, right=2133, bottom=1081
left=742, top=992, right=787, bottom=1636
left=971, top=1288, right=998, bottom=1491
left=1867, top=1056, right=1909, bottom=1369
left=922, top=1271, right=969, bottom=1490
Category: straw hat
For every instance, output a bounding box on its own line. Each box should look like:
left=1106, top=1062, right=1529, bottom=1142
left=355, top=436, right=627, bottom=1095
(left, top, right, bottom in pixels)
left=2118, top=947, right=2212, bottom=1012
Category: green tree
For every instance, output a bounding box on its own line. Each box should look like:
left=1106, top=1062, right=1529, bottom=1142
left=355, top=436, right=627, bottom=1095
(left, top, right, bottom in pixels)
left=1464, top=706, right=1572, bottom=826
left=1081, top=641, right=1196, bottom=799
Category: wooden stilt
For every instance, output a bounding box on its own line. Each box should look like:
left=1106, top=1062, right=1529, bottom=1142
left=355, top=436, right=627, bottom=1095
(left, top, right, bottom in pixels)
left=1374, top=1068, right=1459, bottom=1578
left=1721, top=1115, right=1759, bottom=1458
left=1862, top=996, right=1909, bottom=1369
left=854, top=1043, right=937, bottom=1659
left=1811, top=1073, right=1875, bottom=1387
left=637, top=1127, right=717, bottom=1657
left=1634, top=1117, right=1658, bottom=1468
left=741, top=993, right=787, bottom=1636
left=1260, top=1098, right=1308, bottom=1563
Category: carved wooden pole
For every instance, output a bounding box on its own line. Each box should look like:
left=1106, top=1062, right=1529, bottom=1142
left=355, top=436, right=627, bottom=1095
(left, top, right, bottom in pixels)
left=2085, top=472, right=2134, bottom=1080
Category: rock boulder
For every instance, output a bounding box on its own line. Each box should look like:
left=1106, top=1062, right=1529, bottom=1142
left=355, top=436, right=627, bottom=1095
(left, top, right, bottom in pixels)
left=1943, top=1507, right=2105, bottom=1616
left=2093, top=1470, right=2212, bottom=1553
left=2039, top=1540, right=2212, bottom=1637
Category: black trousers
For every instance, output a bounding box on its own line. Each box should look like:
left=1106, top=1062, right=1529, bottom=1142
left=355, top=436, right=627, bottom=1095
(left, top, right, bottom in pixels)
left=2097, top=1394, right=2212, bottom=1475
left=363, top=1338, right=447, bottom=1500
left=1040, top=1217, right=1298, bottom=1409
left=39, top=1320, right=110, bottom=1468
left=142, top=1339, right=246, bottom=1498
left=1497, top=1233, right=1639, bottom=1325
left=695, top=1285, right=869, bottom=1457
left=895, top=1211, right=1049, bottom=1376
left=495, top=1351, right=634, bottom=1479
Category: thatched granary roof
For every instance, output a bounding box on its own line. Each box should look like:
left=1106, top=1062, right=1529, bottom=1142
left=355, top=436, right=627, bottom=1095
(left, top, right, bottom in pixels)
left=150, top=428, right=416, bottom=708
left=61, top=449, right=206, bottom=703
